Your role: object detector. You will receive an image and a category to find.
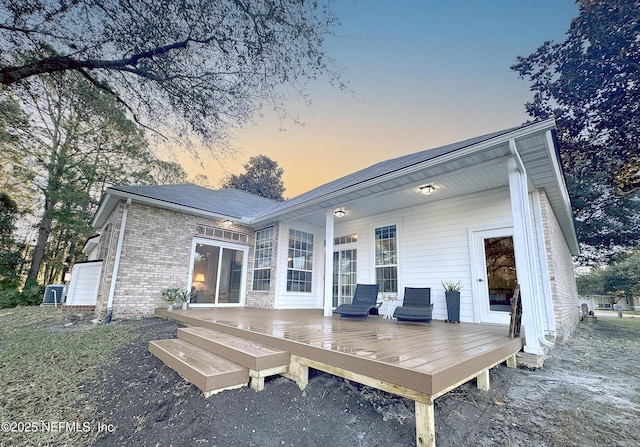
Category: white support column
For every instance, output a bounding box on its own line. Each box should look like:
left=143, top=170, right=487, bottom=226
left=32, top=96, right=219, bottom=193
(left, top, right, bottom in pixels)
left=507, top=152, right=544, bottom=355
left=324, top=210, right=335, bottom=317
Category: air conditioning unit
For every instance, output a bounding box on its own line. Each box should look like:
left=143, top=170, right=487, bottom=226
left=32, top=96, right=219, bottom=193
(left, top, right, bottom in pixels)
left=42, top=284, right=67, bottom=306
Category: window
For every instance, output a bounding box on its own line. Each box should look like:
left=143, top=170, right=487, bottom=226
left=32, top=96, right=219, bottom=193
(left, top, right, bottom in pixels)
left=334, top=234, right=358, bottom=245
left=287, top=229, right=314, bottom=292
left=195, top=224, right=249, bottom=243
left=375, top=225, right=397, bottom=293
left=252, top=227, right=273, bottom=291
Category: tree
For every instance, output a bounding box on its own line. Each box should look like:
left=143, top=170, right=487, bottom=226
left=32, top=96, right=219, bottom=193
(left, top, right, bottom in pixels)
left=0, top=89, right=26, bottom=145
left=512, top=0, right=640, bottom=264
left=0, top=192, right=23, bottom=290
left=0, top=0, right=339, bottom=147
left=577, top=249, right=640, bottom=306
left=0, top=72, right=182, bottom=285
left=566, top=173, right=640, bottom=263
left=602, top=250, right=640, bottom=301
left=222, top=155, right=285, bottom=201
left=575, top=266, right=605, bottom=296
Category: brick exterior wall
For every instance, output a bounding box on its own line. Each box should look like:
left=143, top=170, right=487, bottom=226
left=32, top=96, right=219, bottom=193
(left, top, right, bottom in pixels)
left=93, top=201, right=274, bottom=319
left=62, top=305, right=96, bottom=313
left=539, top=191, right=580, bottom=341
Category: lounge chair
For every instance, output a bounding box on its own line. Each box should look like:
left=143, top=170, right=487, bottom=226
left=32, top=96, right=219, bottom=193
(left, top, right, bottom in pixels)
left=333, top=284, right=380, bottom=319
left=393, top=287, right=433, bottom=325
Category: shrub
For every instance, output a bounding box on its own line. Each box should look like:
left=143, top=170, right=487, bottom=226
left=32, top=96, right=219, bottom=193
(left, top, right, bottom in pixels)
left=0, top=283, right=44, bottom=309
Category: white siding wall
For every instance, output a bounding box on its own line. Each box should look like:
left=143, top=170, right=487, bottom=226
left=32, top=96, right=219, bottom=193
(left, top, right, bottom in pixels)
left=328, top=187, right=516, bottom=321
left=531, top=191, right=554, bottom=334
left=270, top=186, right=557, bottom=325
left=400, top=188, right=514, bottom=321
left=260, top=187, right=564, bottom=330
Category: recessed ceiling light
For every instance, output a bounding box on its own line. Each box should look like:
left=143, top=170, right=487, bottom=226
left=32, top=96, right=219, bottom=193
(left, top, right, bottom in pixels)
left=419, top=184, right=435, bottom=195
left=333, top=208, right=346, bottom=217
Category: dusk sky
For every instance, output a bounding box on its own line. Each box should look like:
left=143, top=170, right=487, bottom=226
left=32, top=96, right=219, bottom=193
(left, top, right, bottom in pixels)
left=185, top=0, right=579, bottom=198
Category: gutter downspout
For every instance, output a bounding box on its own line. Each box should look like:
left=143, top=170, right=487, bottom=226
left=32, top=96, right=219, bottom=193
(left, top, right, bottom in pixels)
left=508, top=141, right=553, bottom=352
left=104, top=198, right=131, bottom=323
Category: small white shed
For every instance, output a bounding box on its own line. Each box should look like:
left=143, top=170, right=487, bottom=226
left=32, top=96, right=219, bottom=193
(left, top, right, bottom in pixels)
left=65, top=261, right=103, bottom=307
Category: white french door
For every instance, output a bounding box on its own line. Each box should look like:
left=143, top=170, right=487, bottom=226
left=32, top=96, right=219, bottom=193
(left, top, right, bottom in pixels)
left=472, top=228, right=517, bottom=324
left=332, top=248, right=357, bottom=307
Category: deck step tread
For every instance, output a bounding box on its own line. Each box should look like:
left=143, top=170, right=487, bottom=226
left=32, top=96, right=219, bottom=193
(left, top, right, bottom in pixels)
left=178, top=327, right=289, bottom=371
left=149, top=339, right=249, bottom=396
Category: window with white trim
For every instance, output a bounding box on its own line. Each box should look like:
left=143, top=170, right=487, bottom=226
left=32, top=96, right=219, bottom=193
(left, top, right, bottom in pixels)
left=375, top=225, right=398, bottom=293
left=252, top=227, right=273, bottom=291
left=287, top=229, right=314, bottom=292
left=334, top=234, right=358, bottom=245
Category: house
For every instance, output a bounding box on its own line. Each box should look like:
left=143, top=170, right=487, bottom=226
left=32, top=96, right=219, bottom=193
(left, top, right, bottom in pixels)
left=79, top=119, right=580, bottom=358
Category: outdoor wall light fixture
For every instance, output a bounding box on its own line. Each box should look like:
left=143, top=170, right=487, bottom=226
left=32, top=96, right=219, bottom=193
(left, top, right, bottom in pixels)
left=223, top=219, right=233, bottom=227
left=333, top=208, right=346, bottom=217
left=419, top=184, right=436, bottom=195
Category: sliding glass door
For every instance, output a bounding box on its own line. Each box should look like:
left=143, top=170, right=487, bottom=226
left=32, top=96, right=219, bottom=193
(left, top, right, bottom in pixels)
left=189, top=238, right=248, bottom=306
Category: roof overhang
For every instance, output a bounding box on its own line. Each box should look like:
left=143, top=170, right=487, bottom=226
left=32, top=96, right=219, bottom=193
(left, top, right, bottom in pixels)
left=252, top=119, right=579, bottom=255
left=82, top=234, right=101, bottom=255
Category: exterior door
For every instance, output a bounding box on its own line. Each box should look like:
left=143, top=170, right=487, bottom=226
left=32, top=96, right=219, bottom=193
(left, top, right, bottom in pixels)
left=473, top=229, right=517, bottom=324
left=189, top=239, right=248, bottom=306
left=332, top=249, right=357, bottom=307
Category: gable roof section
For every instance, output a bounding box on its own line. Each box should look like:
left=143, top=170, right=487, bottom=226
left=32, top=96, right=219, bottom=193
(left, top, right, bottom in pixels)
left=92, top=184, right=279, bottom=227
left=256, top=124, right=525, bottom=219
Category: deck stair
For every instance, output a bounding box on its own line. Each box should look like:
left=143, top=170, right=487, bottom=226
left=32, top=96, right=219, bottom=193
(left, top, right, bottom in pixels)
left=149, top=327, right=289, bottom=396
left=149, top=339, right=249, bottom=397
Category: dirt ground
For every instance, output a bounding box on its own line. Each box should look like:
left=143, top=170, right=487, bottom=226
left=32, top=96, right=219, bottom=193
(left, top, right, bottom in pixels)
left=87, top=315, right=639, bottom=447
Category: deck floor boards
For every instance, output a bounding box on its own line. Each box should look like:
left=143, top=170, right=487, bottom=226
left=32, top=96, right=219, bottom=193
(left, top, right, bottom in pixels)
left=157, top=308, right=522, bottom=396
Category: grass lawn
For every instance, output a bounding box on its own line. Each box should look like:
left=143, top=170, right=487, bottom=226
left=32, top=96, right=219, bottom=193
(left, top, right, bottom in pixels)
left=0, top=306, right=136, bottom=447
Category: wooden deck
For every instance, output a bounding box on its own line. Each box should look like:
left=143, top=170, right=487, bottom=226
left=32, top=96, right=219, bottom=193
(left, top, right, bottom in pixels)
left=155, top=307, right=523, bottom=446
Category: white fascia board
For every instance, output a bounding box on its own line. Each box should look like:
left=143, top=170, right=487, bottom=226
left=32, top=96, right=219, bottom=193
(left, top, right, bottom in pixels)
left=544, top=130, right=580, bottom=255
left=91, top=194, right=118, bottom=228
left=545, top=130, right=573, bottom=214
left=254, top=119, right=557, bottom=223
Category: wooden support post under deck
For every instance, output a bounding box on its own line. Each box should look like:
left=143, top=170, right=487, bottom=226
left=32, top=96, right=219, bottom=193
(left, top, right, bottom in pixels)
left=298, top=357, right=436, bottom=447
left=249, top=365, right=289, bottom=392
left=476, top=368, right=490, bottom=392
left=282, top=355, right=308, bottom=390
left=506, top=354, right=517, bottom=368
left=415, top=400, right=436, bottom=447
